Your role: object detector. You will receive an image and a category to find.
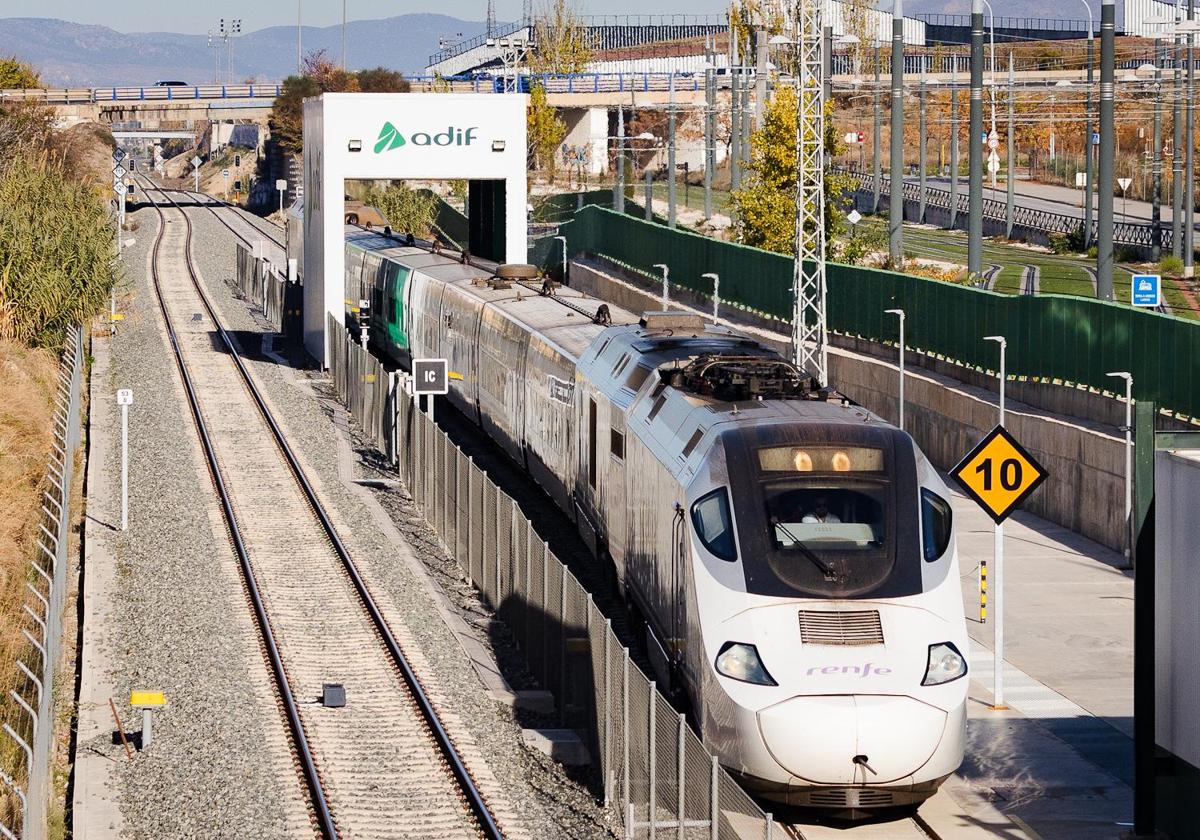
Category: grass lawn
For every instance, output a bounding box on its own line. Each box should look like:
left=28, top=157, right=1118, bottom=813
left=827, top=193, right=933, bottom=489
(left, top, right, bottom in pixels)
left=844, top=218, right=1198, bottom=320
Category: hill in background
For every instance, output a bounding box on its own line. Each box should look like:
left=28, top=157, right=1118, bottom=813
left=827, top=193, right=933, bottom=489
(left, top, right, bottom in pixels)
left=0, top=14, right=489, bottom=86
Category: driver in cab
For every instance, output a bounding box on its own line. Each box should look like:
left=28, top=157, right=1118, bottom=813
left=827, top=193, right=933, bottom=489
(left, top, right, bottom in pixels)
left=801, top=496, right=842, bottom=524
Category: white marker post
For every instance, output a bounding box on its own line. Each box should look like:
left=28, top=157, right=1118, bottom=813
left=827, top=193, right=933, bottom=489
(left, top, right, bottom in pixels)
left=117, top=389, right=133, bottom=531
left=276, top=178, right=287, bottom=215
left=886, top=308, right=906, bottom=430
left=192, top=155, right=202, bottom=193
left=702, top=272, right=720, bottom=321
left=983, top=335, right=1007, bottom=709
left=413, top=359, right=449, bottom=426
left=653, top=263, right=669, bottom=310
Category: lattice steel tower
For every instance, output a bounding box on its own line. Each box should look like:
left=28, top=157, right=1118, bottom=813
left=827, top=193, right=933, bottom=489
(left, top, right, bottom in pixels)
left=792, top=0, right=827, bottom=385
left=486, top=0, right=497, bottom=37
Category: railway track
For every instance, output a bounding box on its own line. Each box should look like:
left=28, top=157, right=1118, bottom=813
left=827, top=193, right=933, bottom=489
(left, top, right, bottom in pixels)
left=137, top=176, right=503, bottom=840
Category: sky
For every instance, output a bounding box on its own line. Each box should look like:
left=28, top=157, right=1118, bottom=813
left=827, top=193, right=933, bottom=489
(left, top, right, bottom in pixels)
left=0, top=0, right=734, bottom=33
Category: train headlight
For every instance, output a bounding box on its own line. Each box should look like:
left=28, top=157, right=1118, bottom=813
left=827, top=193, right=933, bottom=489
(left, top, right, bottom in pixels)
left=921, top=642, right=967, bottom=686
left=715, top=642, right=777, bottom=686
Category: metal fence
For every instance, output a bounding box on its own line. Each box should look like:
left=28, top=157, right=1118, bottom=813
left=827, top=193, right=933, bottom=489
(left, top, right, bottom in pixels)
left=327, top=314, right=397, bottom=463
left=1, top=325, right=84, bottom=840
left=839, top=168, right=1172, bottom=253
left=326, top=322, right=775, bottom=838
left=557, top=205, right=1200, bottom=421
left=234, top=242, right=302, bottom=337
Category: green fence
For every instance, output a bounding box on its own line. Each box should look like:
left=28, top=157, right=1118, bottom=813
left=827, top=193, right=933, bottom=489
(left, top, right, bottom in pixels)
left=559, top=206, right=1200, bottom=420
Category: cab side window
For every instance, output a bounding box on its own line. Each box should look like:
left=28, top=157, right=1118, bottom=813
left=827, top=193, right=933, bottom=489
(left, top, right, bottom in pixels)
left=921, top=489, right=953, bottom=561
left=691, top=488, right=737, bottom=562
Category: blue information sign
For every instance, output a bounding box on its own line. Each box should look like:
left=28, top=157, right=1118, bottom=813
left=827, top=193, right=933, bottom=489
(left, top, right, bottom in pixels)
left=1131, top=274, right=1161, bottom=307
left=1092, top=132, right=1100, bottom=145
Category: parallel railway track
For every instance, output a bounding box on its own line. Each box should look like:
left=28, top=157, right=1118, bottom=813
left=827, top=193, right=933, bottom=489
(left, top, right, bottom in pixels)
left=137, top=176, right=503, bottom=840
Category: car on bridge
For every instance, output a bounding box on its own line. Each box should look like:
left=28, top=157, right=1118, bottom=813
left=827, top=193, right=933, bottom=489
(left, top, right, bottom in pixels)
left=153, top=80, right=188, bottom=87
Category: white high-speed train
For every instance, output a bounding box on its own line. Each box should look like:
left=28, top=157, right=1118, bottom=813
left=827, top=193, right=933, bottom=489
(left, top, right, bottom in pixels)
left=334, top=227, right=970, bottom=816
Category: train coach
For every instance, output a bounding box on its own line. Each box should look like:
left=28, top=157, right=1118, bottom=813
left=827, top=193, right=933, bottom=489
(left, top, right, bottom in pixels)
left=341, top=227, right=970, bottom=817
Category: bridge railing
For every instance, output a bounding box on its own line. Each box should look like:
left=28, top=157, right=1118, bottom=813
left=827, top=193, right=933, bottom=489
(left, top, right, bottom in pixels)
left=0, top=84, right=284, bottom=105
left=556, top=205, right=1200, bottom=421
left=839, top=167, right=1172, bottom=252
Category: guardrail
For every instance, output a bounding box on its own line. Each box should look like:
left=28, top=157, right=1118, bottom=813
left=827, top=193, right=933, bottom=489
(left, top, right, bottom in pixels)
left=0, top=84, right=283, bottom=105
left=324, top=317, right=776, bottom=839
left=1, top=326, right=84, bottom=840
left=839, top=167, right=1171, bottom=253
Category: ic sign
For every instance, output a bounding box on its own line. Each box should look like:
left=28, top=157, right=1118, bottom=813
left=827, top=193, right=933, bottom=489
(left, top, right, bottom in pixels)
left=412, top=358, right=449, bottom=395
left=1131, top=273, right=1161, bottom=308
left=951, top=425, right=1048, bottom=524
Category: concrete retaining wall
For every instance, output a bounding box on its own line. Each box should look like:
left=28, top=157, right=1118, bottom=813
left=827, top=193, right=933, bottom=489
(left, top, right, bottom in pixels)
left=571, top=257, right=1130, bottom=553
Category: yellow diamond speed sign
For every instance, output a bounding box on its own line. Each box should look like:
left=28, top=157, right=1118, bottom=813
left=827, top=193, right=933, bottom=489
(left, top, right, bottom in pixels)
left=951, top=425, right=1048, bottom=523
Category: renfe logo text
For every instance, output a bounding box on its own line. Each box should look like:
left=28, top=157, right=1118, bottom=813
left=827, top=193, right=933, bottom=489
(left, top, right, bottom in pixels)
left=806, top=662, right=893, bottom=677
left=375, top=122, right=479, bottom=153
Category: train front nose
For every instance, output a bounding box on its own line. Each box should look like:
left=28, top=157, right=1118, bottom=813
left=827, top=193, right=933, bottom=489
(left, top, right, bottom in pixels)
left=756, top=695, right=947, bottom=784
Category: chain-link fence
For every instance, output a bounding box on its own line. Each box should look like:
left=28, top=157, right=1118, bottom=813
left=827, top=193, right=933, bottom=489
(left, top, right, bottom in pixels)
left=1, top=326, right=84, bottom=840
left=323, top=322, right=775, bottom=839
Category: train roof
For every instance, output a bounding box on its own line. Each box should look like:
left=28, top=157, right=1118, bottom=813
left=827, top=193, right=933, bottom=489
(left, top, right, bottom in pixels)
left=346, top=226, right=639, bottom=361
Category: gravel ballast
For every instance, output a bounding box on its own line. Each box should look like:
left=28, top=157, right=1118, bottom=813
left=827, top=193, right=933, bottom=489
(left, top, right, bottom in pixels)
left=182, top=203, right=619, bottom=838
left=86, top=204, right=310, bottom=839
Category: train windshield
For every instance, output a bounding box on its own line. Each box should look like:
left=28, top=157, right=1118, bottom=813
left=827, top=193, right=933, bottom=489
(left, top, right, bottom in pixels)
left=722, top=430, right=923, bottom=599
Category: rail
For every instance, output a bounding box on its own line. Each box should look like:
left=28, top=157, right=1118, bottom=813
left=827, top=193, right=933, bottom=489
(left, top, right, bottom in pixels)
left=141, top=181, right=503, bottom=839
left=325, top=316, right=777, bottom=839
left=1, top=325, right=83, bottom=840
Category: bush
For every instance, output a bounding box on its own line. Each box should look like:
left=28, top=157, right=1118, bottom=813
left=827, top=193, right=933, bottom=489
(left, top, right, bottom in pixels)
left=1160, top=254, right=1185, bottom=277
left=360, top=182, right=437, bottom=238
left=1049, top=222, right=1087, bottom=255
left=0, top=154, right=117, bottom=346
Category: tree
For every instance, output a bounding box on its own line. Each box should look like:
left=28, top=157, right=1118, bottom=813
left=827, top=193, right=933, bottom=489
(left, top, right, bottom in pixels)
left=359, top=182, right=437, bottom=237
left=527, top=83, right=567, bottom=182
left=731, top=86, right=852, bottom=254
left=270, top=51, right=415, bottom=155
left=0, top=57, right=39, bottom=89
left=356, top=67, right=411, bottom=93
left=527, top=0, right=594, bottom=74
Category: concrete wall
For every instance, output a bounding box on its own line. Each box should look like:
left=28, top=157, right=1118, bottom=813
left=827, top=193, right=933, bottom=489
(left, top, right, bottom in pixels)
left=561, top=107, right=609, bottom=175
left=571, top=256, right=1131, bottom=553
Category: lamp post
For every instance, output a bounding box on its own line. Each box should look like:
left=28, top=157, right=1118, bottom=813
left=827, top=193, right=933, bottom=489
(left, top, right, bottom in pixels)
left=297, top=0, right=303, bottom=75
left=968, top=0, right=985, bottom=277
left=553, top=235, right=568, bottom=285
left=1097, top=0, right=1115, bottom=300
left=1137, top=55, right=1164, bottom=260
left=889, top=0, right=905, bottom=265
left=653, top=263, right=669, bottom=309
left=950, top=60, right=959, bottom=229
left=983, top=334, right=1007, bottom=710
left=1078, top=0, right=1096, bottom=249
left=873, top=36, right=883, bottom=214
left=703, top=273, right=720, bottom=321
left=886, top=308, right=906, bottom=430
left=1182, top=15, right=1199, bottom=276
left=981, top=0, right=998, bottom=194
left=342, top=0, right=348, bottom=70
left=1106, top=371, right=1133, bottom=562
